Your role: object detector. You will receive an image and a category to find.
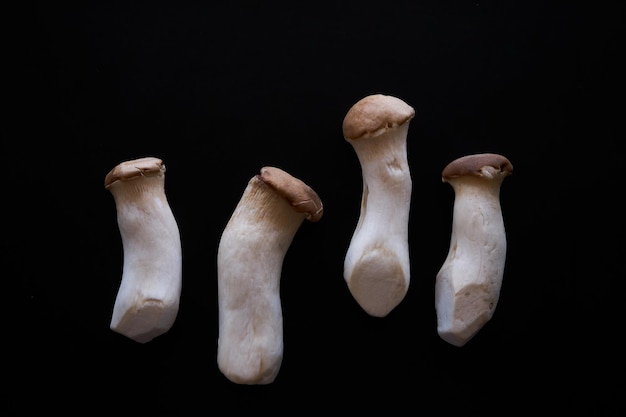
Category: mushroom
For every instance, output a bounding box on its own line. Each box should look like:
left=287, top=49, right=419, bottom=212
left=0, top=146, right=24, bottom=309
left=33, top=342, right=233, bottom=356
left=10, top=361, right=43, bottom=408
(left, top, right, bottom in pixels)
left=342, top=94, right=415, bottom=317
left=217, top=166, right=323, bottom=385
left=104, top=156, right=182, bottom=344
left=435, top=153, right=513, bottom=347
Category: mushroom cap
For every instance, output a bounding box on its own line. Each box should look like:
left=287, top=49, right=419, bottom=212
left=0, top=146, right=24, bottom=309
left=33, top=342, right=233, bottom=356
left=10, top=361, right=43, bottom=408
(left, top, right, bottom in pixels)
left=258, top=166, right=324, bottom=222
left=342, top=94, right=415, bottom=140
left=105, top=157, right=165, bottom=189
left=442, top=153, right=513, bottom=182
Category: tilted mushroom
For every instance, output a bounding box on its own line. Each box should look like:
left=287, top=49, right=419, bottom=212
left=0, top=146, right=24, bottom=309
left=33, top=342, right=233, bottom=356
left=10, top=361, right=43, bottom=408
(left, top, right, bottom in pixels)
left=435, top=153, right=513, bottom=347
left=217, top=166, right=323, bottom=385
left=342, top=94, right=415, bottom=317
left=104, top=157, right=182, bottom=343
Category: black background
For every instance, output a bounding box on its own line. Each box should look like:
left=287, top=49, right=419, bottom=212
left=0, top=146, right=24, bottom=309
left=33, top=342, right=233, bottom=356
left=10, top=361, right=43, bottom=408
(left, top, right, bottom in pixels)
left=9, top=0, right=625, bottom=414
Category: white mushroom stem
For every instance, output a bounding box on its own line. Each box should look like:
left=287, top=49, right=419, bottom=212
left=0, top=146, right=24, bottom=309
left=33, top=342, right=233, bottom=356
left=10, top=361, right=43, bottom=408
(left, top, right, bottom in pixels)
left=435, top=153, right=513, bottom=347
left=342, top=94, right=415, bottom=317
left=104, top=157, right=182, bottom=344
left=217, top=166, right=323, bottom=385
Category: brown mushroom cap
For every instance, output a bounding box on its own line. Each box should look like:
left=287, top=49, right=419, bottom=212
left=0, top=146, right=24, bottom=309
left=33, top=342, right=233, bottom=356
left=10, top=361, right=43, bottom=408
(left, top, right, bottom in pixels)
left=258, top=166, right=324, bottom=222
left=342, top=94, right=415, bottom=141
left=104, top=157, right=165, bottom=189
left=442, top=153, right=513, bottom=182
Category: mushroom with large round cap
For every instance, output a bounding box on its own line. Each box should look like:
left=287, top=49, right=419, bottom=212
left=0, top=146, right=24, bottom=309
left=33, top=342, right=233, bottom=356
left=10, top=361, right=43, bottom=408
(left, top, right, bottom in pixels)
left=435, top=153, right=513, bottom=347
left=342, top=93, right=415, bottom=317
left=217, top=166, right=323, bottom=385
left=104, top=156, right=183, bottom=343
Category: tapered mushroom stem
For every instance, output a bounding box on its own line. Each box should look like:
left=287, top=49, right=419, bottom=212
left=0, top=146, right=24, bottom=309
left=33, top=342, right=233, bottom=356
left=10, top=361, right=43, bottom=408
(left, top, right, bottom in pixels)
left=342, top=94, right=415, bottom=317
left=217, top=166, right=323, bottom=385
left=435, top=153, right=513, bottom=347
left=104, top=157, right=182, bottom=344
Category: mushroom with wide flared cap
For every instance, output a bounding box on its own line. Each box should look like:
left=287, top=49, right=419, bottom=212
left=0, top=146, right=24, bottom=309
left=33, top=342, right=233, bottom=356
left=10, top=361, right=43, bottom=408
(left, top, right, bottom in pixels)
left=435, top=152, right=513, bottom=347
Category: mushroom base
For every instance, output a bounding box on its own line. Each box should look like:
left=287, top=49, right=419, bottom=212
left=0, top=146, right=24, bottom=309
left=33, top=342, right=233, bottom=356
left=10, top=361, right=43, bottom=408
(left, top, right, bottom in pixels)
left=110, top=298, right=180, bottom=344
left=345, top=245, right=409, bottom=317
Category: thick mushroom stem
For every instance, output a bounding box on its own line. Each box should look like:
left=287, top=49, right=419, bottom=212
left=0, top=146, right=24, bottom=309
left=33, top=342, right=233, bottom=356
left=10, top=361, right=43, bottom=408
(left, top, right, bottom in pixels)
left=342, top=94, right=415, bottom=317
left=217, top=166, right=323, bottom=385
left=105, top=157, right=182, bottom=344
left=435, top=153, right=513, bottom=347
